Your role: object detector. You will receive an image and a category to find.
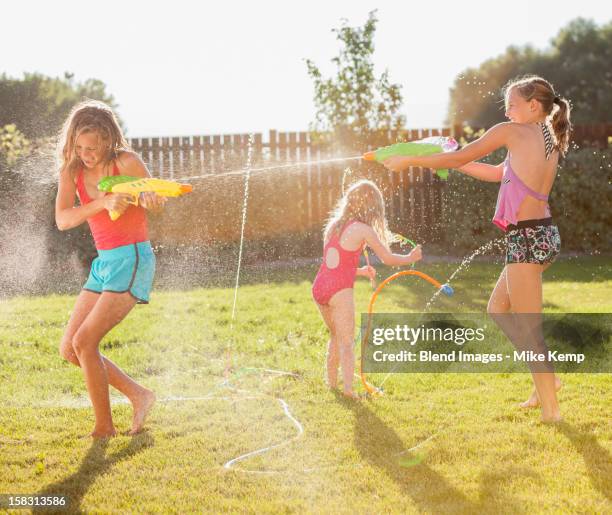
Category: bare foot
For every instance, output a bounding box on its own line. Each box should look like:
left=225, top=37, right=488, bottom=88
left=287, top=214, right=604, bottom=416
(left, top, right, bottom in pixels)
left=342, top=390, right=361, bottom=400
left=129, top=389, right=156, bottom=435
left=519, top=377, right=562, bottom=409
left=326, top=381, right=339, bottom=390
left=86, top=427, right=117, bottom=439
left=541, top=414, right=563, bottom=424
left=519, top=390, right=540, bottom=409
left=326, top=373, right=338, bottom=390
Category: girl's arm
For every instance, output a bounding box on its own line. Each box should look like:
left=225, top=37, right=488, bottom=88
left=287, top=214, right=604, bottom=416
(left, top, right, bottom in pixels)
left=356, top=265, right=376, bottom=277
left=116, top=151, right=151, bottom=179
left=383, top=122, right=513, bottom=172
left=455, top=161, right=504, bottom=182
left=362, top=226, right=422, bottom=267
left=55, top=170, right=131, bottom=230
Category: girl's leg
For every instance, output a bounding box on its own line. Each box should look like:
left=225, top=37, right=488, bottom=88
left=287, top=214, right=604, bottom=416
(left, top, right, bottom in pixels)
left=489, top=268, right=534, bottom=403
left=316, top=302, right=340, bottom=388
left=60, top=291, right=155, bottom=433
left=487, top=267, right=561, bottom=409
left=488, top=268, right=532, bottom=401
left=505, top=263, right=561, bottom=422
left=517, top=262, right=561, bottom=407
left=487, top=267, right=511, bottom=315
left=71, top=291, right=152, bottom=437
left=328, top=289, right=357, bottom=398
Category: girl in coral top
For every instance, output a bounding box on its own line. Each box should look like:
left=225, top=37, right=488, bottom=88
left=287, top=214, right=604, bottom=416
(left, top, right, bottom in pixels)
left=55, top=100, right=165, bottom=438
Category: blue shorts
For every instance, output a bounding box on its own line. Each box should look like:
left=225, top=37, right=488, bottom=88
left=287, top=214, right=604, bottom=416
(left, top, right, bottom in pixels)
left=83, top=241, right=156, bottom=304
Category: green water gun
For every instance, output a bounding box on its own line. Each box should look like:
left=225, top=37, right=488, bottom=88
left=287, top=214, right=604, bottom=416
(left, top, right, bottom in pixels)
left=363, top=136, right=459, bottom=180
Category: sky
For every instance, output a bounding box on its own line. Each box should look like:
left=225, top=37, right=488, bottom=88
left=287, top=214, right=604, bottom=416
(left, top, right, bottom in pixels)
left=3, top=0, right=611, bottom=137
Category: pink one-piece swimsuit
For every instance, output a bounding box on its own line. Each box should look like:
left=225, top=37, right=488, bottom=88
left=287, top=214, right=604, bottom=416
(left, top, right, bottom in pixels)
left=312, top=220, right=364, bottom=306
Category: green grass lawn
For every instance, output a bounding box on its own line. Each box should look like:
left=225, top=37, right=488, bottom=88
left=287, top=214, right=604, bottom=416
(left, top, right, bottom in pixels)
left=1, top=256, right=611, bottom=513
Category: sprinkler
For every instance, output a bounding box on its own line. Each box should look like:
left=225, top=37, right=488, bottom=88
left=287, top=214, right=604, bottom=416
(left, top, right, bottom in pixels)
left=440, top=283, right=454, bottom=296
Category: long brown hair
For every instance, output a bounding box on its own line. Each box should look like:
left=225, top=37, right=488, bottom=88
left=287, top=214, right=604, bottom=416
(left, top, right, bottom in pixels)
left=324, top=178, right=392, bottom=248
left=504, top=75, right=572, bottom=156
left=56, top=99, right=130, bottom=177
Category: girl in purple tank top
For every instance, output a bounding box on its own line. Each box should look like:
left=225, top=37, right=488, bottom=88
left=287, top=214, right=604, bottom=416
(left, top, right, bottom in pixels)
left=382, top=76, right=572, bottom=423
left=313, top=179, right=422, bottom=399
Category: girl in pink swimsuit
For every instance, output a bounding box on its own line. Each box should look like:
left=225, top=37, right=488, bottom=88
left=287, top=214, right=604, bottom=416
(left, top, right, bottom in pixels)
left=312, top=179, right=422, bottom=399
left=382, top=76, right=572, bottom=423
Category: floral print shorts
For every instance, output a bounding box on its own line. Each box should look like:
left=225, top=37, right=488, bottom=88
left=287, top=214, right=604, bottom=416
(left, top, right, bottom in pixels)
left=506, top=218, right=561, bottom=265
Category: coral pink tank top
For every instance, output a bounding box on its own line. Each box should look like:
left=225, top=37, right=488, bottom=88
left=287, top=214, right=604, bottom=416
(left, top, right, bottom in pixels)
left=76, top=163, right=148, bottom=250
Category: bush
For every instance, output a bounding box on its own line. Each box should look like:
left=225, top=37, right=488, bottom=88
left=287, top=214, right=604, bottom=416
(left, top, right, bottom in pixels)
left=552, top=148, right=612, bottom=252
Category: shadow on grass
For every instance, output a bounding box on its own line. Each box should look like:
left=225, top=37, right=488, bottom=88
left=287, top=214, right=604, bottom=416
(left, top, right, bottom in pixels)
left=556, top=422, right=612, bottom=502
left=35, top=432, right=154, bottom=513
left=337, top=393, right=537, bottom=513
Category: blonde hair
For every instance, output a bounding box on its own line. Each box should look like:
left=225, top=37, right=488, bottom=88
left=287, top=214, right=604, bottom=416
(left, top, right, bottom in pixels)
left=504, top=75, right=572, bottom=156
left=56, top=99, right=130, bottom=177
left=324, top=178, right=391, bottom=248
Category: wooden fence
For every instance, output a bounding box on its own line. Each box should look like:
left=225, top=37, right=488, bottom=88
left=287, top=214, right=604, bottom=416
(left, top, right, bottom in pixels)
left=128, top=123, right=611, bottom=245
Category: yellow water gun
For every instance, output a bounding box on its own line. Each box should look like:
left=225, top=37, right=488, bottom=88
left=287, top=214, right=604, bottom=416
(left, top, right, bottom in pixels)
left=98, top=175, right=193, bottom=221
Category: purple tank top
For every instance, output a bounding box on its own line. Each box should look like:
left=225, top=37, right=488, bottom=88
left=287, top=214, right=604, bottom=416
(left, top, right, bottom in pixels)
left=492, top=155, right=550, bottom=231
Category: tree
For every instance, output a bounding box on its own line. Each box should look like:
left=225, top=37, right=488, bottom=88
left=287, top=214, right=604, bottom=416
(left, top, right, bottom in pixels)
left=306, top=11, right=404, bottom=150
left=0, top=124, right=30, bottom=167
left=0, top=73, right=117, bottom=286
left=0, top=72, right=120, bottom=139
left=447, top=18, right=612, bottom=127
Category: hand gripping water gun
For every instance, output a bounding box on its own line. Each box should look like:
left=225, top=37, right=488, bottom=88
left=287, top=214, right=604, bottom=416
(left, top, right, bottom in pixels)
left=98, top=175, right=193, bottom=221
left=363, top=136, right=459, bottom=180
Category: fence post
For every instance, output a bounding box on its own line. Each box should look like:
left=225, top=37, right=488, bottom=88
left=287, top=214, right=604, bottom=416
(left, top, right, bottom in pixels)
left=192, top=135, right=202, bottom=177
left=254, top=133, right=263, bottom=165
left=151, top=137, right=161, bottom=177
left=161, top=137, right=171, bottom=179
left=180, top=136, right=191, bottom=179
left=298, top=132, right=310, bottom=229
left=269, top=130, right=277, bottom=162
left=212, top=135, right=221, bottom=173
left=170, top=137, right=180, bottom=179
left=140, top=137, right=151, bottom=172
